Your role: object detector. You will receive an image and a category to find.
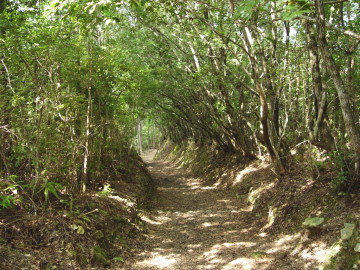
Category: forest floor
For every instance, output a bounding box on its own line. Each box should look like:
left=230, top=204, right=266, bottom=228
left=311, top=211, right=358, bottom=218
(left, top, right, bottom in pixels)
left=122, top=149, right=339, bottom=270
left=2, top=148, right=358, bottom=269
left=0, top=153, right=153, bottom=270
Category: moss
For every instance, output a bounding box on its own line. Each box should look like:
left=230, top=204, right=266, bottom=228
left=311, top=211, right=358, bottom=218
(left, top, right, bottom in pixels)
left=67, top=249, right=77, bottom=258
left=77, top=254, right=89, bottom=267
left=112, top=216, right=130, bottom=224
left=115, top=235, right=128, bottom=247
left=93, top=245, right=109, bottom=265
left=0, top=237, right=7, bottom=244
left=321, top=222, right=360, bottom=270
left=251, top=251, right=268, bottom=258
left=95, top=230, right=104, bottom=239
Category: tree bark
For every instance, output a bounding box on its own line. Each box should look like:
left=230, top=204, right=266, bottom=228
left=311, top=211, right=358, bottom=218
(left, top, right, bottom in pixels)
left=314, top=0, right=360, bottom=175
left=242, top=27, right=285, bottom=174
left=137, top=119, right=143, bottom=154
left=81, top=86, right=91, bottom=193
left=304, top=19, right=335, bottom=152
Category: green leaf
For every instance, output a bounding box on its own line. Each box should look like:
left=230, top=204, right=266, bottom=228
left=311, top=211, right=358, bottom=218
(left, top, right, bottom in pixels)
left=49, top=186, right=60, bottom=199
left=70, top=224, right=78, bottom=230
left=42, top=182, right=62, bottom=201
left=354, top=243, right=360, bottom=252
left=70, top=224, right=85, bottom=234
left=0, top=195, right=15, bottom=208
left=281, top=9, right=311, bottom=21
left=303, top=217, right=324, bottom=227
left=113, top=257, right=125, bottom=262
left=341, top=223, right=356, bottom=240
left=76, top=225, right=85, bottom=234
left=44, top=188, right=49, bottom=202
left=50, top=0, right=60, bottom=8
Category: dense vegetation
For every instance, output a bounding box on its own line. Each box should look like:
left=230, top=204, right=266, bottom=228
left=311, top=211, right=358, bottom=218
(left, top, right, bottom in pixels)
left=0, top=0, right=359, bottom=267
left=0, top=0, right=359, bottom=206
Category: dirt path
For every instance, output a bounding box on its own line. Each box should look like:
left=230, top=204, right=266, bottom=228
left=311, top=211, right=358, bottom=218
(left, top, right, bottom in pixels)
left=124, top=150, right=298, bottom=270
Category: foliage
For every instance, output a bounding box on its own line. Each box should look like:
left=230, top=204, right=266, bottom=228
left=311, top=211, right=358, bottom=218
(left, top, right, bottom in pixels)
left=303, top=217, right=325, bottom=227
left=330, top=150, right=350, bottom=190
left=70, top=224, right=86, bottom=235
left=341, top=223, right=356, bottom=240
left=113, top=257, right=125, bottom=262
left=41, top=181, right=62, bottom=202
left=97, top=184, right=113, bottom=197
left=0, top=194, right=15, bottom=208
left=0, top=0, right=154, bottom=208
left=0, top=2, right=359, bottom=269
left=0, top=0, right=359, bottom=209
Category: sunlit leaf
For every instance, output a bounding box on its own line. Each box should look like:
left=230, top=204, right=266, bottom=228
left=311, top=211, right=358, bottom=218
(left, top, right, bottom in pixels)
left=341, top=223, right=356, bottom=240
left=303, top=217, right=324, bottom=227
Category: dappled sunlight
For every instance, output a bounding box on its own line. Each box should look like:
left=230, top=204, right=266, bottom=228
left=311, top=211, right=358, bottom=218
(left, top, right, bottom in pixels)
left=239, top=182, right=276, bottom=212
left=136, top=253, right=178, bottom=268
left=188, top=244, right=202, bottom=249
left=217, top=199, right=230, bottom=203
left=140, top=214, right=173, bottom=225
left=234, top=167, right=258, bottom=184
left=248, top=182, right=275, bottom=205
left=199, top=186, right=217, bottom=190
left=222, top=257, right=272, bottom=270
left=265, top=233, right=301, bottom=254
left=223, top=241, right=257, bottom=248
left=262, top=206, right=278, bottom=230
left=240, top=205, right=256, bottom=212
left=140, top=215, right=162, bottom=225
left=224, top=258, right=255, bottom=270
left=276, top=234, right=301, bottom=246
left=240, top=228, right=252, bottom=233
left=186, top=178, right=217, bottom=190
left=106, top=194, right=135, bottom=207
left=155, top=215, right=172, bottom=223
left=202, top=222, right=220, bottom=227
left=289, top=241, right=335, bottom=267
left=300, top=242, right=330, bottom=263
left=202, top=241, right=257, bottom=263
left=131, top=154, right=334, bottom=270
left=141, top=149, right=158, bottom=163
left=234, top=163, right=270, bottom=185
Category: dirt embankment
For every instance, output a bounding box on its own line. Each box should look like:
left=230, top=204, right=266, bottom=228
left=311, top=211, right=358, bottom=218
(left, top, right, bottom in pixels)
left=0, top=153, right=154, bottom=270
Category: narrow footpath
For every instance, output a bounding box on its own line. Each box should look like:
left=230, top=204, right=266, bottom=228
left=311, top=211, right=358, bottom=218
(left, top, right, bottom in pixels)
left=124, top=150, right=306, bottom=270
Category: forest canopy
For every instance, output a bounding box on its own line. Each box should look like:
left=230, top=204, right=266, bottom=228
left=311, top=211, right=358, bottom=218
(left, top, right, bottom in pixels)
left=0, top=0, right=359, bottom=205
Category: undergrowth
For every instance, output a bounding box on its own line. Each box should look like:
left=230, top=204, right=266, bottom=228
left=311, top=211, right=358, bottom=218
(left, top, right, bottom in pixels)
left=0, top=152, right=153, bottom=269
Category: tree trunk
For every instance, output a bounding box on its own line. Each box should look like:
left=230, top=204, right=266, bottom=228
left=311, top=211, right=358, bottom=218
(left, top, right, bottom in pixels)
left=314, top=0, right=360, bottom=176
left=81, top=86, right=92, bottom=193
left=137, top=119, right=143, bottom=154
left=304, top=20, right=335, bottom=152
left=242, top=27, right=285, bottom=173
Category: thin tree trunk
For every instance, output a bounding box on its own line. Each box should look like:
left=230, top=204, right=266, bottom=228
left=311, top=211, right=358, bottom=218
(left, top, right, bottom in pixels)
left=314, top=0, right=360, bottom=176
left=81, top=86, right=91, bottom=193
left=304, top=20, right=335, bottom=152
left=242, top=27, right=285, bottom=173
left=137, top=119, right=143, bottom=154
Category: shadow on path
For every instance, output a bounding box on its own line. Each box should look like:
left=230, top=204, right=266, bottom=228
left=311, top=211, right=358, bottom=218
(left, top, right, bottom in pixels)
left=124, top=150, right=313, bottom=270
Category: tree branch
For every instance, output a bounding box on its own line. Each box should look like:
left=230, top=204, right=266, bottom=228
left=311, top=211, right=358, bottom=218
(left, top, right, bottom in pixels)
left=298, top=15, right=360, bottom=40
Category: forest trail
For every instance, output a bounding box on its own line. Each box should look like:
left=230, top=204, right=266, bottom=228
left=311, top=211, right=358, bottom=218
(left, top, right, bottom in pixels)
left=125, top=150, right=284, bottom=270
